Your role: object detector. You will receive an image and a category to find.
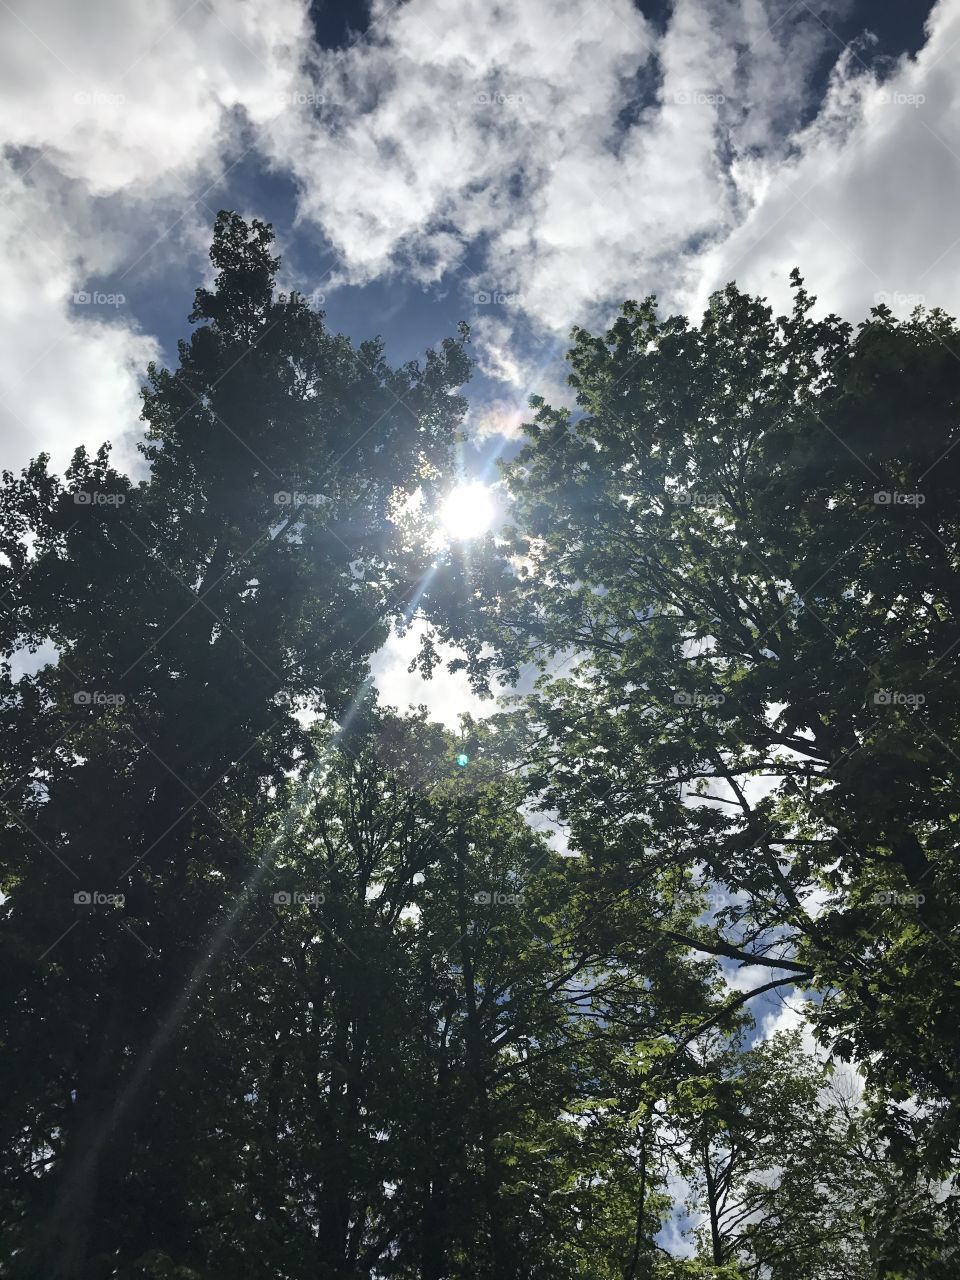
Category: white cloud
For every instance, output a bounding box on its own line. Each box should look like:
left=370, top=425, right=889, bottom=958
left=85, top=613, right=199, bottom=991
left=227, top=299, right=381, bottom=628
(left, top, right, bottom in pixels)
left=369, top=619, right=492, bottom=727
left=0, top=158, right=159, bottom=475
left=259, top=0, right=960, bottom=408
left=268, top=0, right=653, bottom=293
left=0, top=0, right=307, bottom=194
left=265, top=0, right=855, bottom=385
left=8, top=0, right=956, bottom=477
left=696, top=1, right=960, bottom=321
left=0, top=0, right=308, bottom=474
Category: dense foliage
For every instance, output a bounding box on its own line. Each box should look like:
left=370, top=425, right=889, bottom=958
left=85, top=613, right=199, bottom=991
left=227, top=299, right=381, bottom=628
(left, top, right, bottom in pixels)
left=0, top=216, right=957, bottom=1277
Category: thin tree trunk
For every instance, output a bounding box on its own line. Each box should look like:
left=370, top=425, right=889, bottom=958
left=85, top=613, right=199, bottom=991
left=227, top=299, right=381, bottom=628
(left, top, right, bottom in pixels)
left=454, top=810, right=507, bottom=1277
left=703, top=1141, right=724, bottom=1266
left=624, top=1123, right=649, bottom=1280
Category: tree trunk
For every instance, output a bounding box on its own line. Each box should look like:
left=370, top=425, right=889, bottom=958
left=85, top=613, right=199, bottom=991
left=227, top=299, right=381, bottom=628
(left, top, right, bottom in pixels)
left=703, top=1141, right=724, bottom=1266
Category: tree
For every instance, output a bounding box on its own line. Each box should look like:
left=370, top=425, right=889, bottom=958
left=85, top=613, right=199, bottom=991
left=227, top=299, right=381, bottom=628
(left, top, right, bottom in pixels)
left=0, top=212, right=469, bottom=1278
left=5, top=219, right=958, bottom=1279
left=205, top=711, right=715, bottom=1280
left=650, top=1029, right=958, bottom=1279
left=425, top=276, right=960, bottom=1181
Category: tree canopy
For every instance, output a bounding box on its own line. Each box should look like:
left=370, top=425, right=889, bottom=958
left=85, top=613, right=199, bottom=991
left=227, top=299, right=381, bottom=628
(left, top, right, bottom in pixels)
left=1, top=216, right=957, bottom=1278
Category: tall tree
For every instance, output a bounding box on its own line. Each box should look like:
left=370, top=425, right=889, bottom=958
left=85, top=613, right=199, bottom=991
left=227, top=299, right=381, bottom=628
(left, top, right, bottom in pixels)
left=648, top=1028, right=957, bottom=1279
left=0, top=212, right=469, bottom=1277
left=4, top=221, right=958, bottom=1280
left=424, top=276, right=960, bottom=1181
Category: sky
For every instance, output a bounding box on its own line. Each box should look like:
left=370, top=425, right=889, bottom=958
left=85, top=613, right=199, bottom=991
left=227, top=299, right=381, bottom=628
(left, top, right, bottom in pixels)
left=0, top=0, right=951, bottom=725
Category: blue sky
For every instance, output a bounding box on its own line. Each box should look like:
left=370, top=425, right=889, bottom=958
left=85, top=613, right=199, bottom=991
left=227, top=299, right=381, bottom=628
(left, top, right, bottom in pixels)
left=93, top=0, right=939, bottom=407
left=1, top=0, right=944, bottom=474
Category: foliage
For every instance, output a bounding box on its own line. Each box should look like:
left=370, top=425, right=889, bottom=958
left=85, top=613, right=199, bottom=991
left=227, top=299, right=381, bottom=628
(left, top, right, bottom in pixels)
left=0, top=219, right=956, bottom=1277
left=429, top=276, right=960, bottom=1188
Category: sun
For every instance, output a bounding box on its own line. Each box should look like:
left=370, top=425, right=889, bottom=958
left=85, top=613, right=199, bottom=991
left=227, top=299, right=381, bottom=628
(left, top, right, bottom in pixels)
left=438, top=481, right=495, bottom=541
